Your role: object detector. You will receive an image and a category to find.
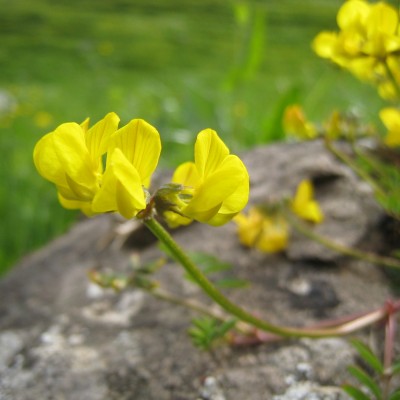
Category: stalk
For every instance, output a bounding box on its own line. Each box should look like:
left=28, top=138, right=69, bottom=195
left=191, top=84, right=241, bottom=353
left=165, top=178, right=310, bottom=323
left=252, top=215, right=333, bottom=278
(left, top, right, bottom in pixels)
left=143, top=217, right=396, bottom=338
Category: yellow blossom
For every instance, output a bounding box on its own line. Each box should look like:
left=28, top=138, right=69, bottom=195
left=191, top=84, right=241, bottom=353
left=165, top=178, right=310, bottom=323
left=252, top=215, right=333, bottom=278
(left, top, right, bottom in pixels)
left=291, top=180, right=324, bottom=223
left=33, top=111, right=53, bottom=128
left=34, top=117, right=249, bottom=224
left=283, top=105, right=317, bottom=140
left=166, top=129, right=249, bottom=226
left=92, top=119, right=161, bottom=219
left=380, top=107, right=400, bottom=147
left=33, top=112, right=120, bottom=215
left=312, top=0, right=400, bottom=96
left=234, top=208, right=289, bottom=253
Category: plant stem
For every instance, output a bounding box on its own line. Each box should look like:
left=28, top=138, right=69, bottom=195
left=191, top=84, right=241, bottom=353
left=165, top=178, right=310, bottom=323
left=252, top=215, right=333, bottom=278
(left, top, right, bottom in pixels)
left=150, top=286, right=224, bottom=320
left=383, top=301, right=397, bottom=399
left=325, top=138, right=386, bottom=198
left=143, top=217, right=397, bottom=338
left=285, top=210, right=400, bottom=270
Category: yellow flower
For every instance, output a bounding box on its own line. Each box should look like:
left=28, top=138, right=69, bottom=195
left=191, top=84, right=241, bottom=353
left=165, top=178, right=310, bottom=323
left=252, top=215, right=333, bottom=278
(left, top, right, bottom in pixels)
left=362, top=2, right=400, bottom=58
left=312, top=0, right=400, bottom=95
left=34, top=117, right=248, bottom=224
left=92, top=119, right=161, bottom=219
left=33, top=112, right=120, bottom=215
left=166, top=129, right=249, bottom=226
left=283, top=105, right=317, bottom=140
left=314, top=0, right=400, bottom=59
left=33, top=111, right=53, bottom=128
left=291, top=180, right=324, bottom=223
left=234, top=207, right=289, bottom=253
left=380, top=108, right=400, bottom=147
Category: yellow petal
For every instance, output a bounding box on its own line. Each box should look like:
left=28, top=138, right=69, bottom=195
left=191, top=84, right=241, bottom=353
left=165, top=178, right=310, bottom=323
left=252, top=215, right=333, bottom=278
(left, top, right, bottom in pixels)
left=109, top=119, right=161, bottom=187
left=381, top=108, right=400, bottom=147
left=33, top=132, right=67, bottom=187
left=297, top=201, right=324, bottom=223
left=93, top=148, right=146, bottom=218
left=291, top=180, right=324, bottom=223
left=172, top=161, right=201, bottom=188
left=194, top=129, right=229, bottom=178
left=85, top=112, right=120, bottom=160
left=384, top=131, right=400, bottom=147
left=208, top=163, right=250, bottom=226
left=256, top=217, right=289, bottom=253
left=380, top=108, right=400, bottom=132
left=283, top=105, right=317, bottom=139
left=366, top=2, right=398, bottom=37
left=52, top=122, right=98, bottom=190
left=292, top=179, right=313, bottom=210
left=183, top=155, right=248, bottom=220
left=58, top=193, right=94, bottom=216
left=162, top=211, right=193, bottom=228
left=234, top=208, right=264, bottom=247
left=379, top=107, right=400, bottom=147
left=65, top=174, right=96, bottom=201
left=337, top=0, right=369, bottom=30
left=312, top=32, right=339, bottom=59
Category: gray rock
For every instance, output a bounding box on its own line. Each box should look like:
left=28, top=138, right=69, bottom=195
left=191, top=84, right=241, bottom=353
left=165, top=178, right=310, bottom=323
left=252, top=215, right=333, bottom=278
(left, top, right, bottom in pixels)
left=272, top=381, right=350, bottom=400
left=0, top=140, right=395, bottom=399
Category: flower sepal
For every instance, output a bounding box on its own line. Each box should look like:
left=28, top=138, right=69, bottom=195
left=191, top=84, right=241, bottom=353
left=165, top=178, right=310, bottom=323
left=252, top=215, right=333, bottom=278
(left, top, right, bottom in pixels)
left=152, top=183, right=194, bottom=227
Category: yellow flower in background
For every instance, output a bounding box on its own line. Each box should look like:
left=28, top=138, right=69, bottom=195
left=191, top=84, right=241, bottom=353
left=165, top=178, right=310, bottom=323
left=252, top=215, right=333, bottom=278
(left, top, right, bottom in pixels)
left=312, top=0, right=400, bottom=97
left=380, top=108, right=400, bottom=147
left=34, top=111, right=53, bottom=128
left=33, top=112, right=120, bottom=215
left=291, top=180, right=324, bottom=223
left=256, top=215, right=289, bottom=253
left=166, top=129, right=249, bottom=226
left=361, top=2, right=400, bottom=58
left=92, top=119, right=161, bottom=219
left=234, top=207, right=289, bottom=253
left=283, top=105, right=317, bottom=140
left=314, top=0, right=400, bottom=60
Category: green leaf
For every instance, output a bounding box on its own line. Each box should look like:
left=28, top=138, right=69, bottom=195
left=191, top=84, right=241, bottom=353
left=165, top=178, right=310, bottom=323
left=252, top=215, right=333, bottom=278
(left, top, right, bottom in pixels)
left=189, top=252, right=233, bottom=274
left=342, top=384, right=372, bottom=400
left=188, top=317, right=236, bottom=350
left=184, top=252, right=249, bottom=289
left=350, top=339, right=384, bottom=374
left=347, top=365, right=381, bottom=399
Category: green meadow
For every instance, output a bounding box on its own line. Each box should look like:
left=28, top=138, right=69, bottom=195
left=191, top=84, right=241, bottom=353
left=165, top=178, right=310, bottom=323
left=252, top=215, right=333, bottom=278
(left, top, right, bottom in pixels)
left=0, top=0, right=388, bottom=274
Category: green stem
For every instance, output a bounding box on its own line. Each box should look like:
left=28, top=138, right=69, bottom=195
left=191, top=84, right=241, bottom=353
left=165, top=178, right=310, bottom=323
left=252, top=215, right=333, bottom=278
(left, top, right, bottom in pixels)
left=143, top=217, right=393, bottom=338
left=285, top=210, right=400, bottom=270
left=150, top=286, right=227, bottom=321
left=325, top=138, right=386, bottom=198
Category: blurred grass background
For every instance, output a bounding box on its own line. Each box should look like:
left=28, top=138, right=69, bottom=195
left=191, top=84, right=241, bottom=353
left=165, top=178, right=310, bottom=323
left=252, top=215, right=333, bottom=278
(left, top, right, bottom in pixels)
left=0, top=0, right=389, bottom=275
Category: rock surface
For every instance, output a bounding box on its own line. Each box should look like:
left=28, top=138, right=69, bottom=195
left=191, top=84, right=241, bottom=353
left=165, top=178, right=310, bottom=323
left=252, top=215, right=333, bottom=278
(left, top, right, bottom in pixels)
left=0, top=140, right=397, bottom=399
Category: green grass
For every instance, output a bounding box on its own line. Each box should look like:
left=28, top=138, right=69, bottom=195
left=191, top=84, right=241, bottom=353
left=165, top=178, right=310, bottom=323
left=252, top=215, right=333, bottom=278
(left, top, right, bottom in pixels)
left=0, top=0, right=388, bottom=274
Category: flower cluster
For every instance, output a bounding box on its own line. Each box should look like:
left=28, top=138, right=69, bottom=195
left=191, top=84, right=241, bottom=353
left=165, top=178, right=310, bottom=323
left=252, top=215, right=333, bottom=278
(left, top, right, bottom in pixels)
left=282, top=104, right=376, bottom=142
left=312, top=0, right=400, bottom=100
left=234, top=180, right=323, bottom=253
left=33, top=113, right=249, bottom=226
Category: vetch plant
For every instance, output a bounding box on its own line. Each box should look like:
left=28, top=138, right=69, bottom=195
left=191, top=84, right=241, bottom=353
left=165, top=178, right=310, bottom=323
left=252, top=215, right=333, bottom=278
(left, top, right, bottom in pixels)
left=33, top=112, right=400, bottom=341
left=31, top=3, right=400, bottom=379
